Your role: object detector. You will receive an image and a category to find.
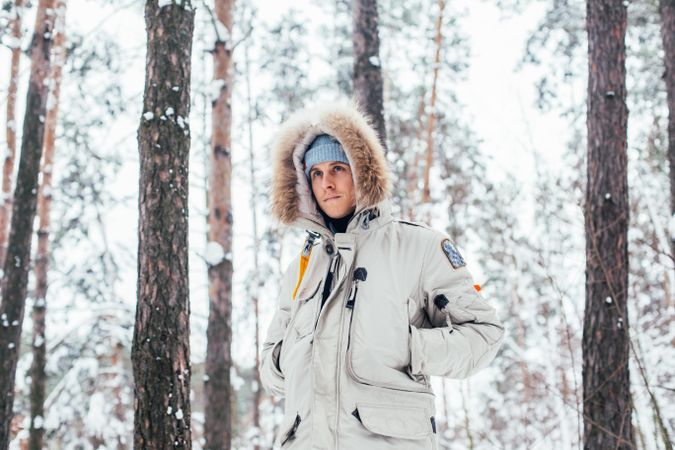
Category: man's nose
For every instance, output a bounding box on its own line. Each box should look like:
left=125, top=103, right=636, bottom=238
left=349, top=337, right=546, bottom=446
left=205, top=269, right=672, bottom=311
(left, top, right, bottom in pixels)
left=321, top=173, right=335, bottom=189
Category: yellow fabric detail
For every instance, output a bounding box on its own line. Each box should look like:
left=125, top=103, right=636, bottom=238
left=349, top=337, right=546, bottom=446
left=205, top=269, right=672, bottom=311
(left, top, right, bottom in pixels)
left=292, top=247, right=313, bottom=300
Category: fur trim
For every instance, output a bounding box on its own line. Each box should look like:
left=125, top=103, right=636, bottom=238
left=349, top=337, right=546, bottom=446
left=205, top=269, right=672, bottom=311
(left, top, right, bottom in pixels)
left=270, top=100, right=392, bottom=225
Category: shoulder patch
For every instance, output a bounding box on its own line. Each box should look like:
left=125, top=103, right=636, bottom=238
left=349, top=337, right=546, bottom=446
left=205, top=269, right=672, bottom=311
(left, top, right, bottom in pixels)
left=441, top=239, right=466, bottom=269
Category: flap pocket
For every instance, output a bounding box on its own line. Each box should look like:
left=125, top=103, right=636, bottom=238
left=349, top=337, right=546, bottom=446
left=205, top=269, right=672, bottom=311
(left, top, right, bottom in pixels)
left=355, top=402, right=431, bottom=440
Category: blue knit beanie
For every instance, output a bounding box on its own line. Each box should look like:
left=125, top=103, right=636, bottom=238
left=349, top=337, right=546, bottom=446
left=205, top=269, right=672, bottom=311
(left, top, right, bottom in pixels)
left=304, top=134, right=350, bottom=179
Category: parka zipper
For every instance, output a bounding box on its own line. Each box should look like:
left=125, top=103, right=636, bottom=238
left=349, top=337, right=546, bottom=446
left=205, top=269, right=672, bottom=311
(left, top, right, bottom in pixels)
left=308, top=242, right=342, bottom=445
left=333, top=269, right=351, bottom=450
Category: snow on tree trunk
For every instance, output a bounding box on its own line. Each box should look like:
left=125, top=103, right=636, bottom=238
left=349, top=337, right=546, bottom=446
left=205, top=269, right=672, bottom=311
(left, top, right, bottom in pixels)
left=352, top=0, right=387, bottom=151
left=583, top=1, right=634, bottom=448
left=0, top=0, right=25, bottom=270
left=204, top=0, right=234, bottom=448
left=132, top=1, right=194, bottom=449
left=422, top=0, right=445, bottom=204
left=660, top=0, right=675, bottom=267
left=28, top=3, right=67, bottom=449
left=0, top=0, right=57, bottom=446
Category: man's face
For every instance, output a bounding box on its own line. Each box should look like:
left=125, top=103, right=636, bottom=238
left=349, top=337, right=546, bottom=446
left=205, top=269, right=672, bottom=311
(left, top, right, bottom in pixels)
left=309, top=161, right=357, bottom=219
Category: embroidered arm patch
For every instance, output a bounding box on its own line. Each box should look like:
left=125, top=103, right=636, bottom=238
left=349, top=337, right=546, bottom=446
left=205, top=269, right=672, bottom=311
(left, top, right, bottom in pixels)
left=441, top=239, right=466, bottom=269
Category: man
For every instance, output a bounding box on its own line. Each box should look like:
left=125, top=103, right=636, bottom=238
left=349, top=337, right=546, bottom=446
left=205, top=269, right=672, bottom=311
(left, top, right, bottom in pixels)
left=260, top=101, right=504, bottom=449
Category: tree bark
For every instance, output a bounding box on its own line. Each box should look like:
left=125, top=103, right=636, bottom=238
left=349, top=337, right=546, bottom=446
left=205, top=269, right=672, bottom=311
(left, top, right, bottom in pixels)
left=204, top=0, right=235, bottom=448
left=422, top=0, right=445, bottom=204
left=0, top=0, right=26, bottom=270
left=353, top=0, right=387, bottom=151
left=28, top=3, right=67, bottom=449
left=583, top=1, right=634, bottom=449
left=132, top=1, right=194, bottom=449
left=660, top=0, right=675, bottom=265
left=0, top=0, right=57, bottom=446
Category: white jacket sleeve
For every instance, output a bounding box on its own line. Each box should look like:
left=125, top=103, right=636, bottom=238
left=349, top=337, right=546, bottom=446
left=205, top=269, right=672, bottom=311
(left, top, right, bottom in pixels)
left=259, top=260, right=297, bottom=398
left=409, top=232, right=504, bottom=379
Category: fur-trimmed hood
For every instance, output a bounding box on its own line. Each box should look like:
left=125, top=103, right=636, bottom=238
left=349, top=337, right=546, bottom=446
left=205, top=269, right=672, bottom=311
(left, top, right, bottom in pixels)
left=270, top=100, right=392, bottom=227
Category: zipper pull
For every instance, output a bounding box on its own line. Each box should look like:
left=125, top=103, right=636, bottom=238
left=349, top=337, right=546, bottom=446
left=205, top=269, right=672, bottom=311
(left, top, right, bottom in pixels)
left=346, top=267, right=367, bottom=309
left=346, top=285, right=358, bottom=309
left=302, top=231, right=319, bottom=256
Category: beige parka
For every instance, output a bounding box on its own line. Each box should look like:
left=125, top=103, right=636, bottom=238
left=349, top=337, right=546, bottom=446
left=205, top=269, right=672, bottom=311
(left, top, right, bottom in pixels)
left=260, top=101, right=505, bottom=449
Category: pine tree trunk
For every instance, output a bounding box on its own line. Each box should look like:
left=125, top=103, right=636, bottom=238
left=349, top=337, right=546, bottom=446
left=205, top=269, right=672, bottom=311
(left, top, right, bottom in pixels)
left=583, top=1, right=634, bottom=449
left=28, top=3, right=66, bottom=449
left=660, top=0, right=675, bottom=264
left=132, top=1, right=194, bottom=449
left=204, top=1, right=235, bottom=448
left=0, top=0, right=57, bottom=446
left=422, top=0, right=445, bottom=204
left=0, top=0, right=25, bottom=269
left=352, top=0, right=387, bottom=150
left=244, top=36, right=262, bottom=449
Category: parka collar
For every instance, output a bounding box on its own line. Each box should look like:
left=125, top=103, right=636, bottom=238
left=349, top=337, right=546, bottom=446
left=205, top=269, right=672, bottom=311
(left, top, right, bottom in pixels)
left=294, top=200, right=394, bottom=242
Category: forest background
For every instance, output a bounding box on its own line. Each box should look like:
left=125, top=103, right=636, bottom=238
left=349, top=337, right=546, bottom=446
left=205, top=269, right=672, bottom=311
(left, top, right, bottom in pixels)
left=0, top=0, right=673, bottom=449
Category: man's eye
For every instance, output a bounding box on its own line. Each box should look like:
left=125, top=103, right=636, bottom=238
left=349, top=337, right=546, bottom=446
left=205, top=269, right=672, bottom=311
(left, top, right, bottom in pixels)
left=312, top=171, right=322, bottom=178
left=334, top=166, right=344, bottom=172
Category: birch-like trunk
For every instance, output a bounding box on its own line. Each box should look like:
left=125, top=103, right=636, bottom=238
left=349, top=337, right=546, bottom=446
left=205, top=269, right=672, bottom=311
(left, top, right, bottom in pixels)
left=422, top=0, right=445, bottom=204
left=660, top=0, right=675, bottom=266
left=243, top=32, right=262, bottom=448
left=0, top=0, right=25, bottom=269
left=406, top=94, right=426, bottom=221
left=204, top=0, right=235, bottom=448
left=28, top=3, right=67, bottom=449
